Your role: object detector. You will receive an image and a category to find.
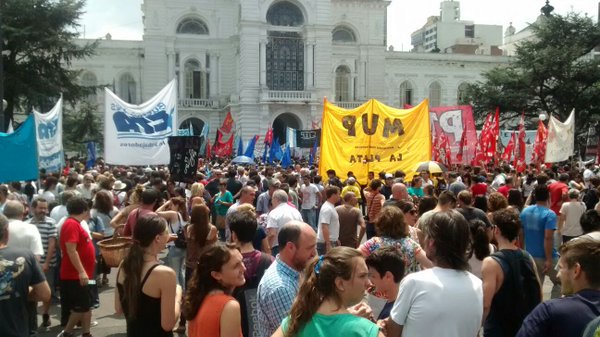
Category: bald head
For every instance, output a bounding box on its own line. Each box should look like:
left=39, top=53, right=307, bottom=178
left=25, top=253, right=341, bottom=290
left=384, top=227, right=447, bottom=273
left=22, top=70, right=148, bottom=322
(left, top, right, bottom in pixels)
left=392, top=183, right=408, bottom=201
left=3, top=200, right=24, bottom=220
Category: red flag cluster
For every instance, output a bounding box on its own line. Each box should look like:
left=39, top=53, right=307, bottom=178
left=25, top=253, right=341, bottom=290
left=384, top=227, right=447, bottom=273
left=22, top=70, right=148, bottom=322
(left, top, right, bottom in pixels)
left=473, top=108, right=500, bottom=167
left=212, top=112, right=235, bottom=157
left=531, top=120, right=548, bottom=166
left=433, top=132, right=452, bottom=167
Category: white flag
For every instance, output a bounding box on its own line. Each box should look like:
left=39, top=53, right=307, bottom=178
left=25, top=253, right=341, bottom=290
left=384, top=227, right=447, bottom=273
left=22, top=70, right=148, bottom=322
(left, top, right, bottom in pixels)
left=34, top=97, right=64, bottom=173
left=104, top=79, right=178, bottom=165
left=545, top=109, right=575, bottom=163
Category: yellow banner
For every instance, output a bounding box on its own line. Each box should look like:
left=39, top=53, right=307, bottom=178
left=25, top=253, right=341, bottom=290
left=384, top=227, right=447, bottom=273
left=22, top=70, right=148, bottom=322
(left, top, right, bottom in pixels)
left=319, top=99, right=431, bottom=184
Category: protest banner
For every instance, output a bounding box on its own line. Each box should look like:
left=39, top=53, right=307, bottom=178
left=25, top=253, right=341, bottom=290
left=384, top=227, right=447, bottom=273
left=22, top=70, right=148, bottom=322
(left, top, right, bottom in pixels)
left=320, top=99, right=431, bottom=184
left=34, top=97, right=63, bottom=173
left=104, top=79, right=177, bottom=165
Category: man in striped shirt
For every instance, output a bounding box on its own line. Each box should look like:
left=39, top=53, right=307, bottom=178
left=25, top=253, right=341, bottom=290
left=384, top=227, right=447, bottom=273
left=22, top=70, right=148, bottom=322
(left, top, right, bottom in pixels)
left=26, top=198, right=57, bottom=327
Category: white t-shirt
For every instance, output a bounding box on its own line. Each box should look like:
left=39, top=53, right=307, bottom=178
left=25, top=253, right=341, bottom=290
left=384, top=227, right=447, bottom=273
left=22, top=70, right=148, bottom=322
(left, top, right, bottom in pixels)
left=317, top=201, right=340, bottom=242
left=491, top=174, right=506, bottom=190
left=266, top=203, right=302, bottom=248
left=300, top=183, right=319, bottom=210
left=559, top=201, right=586, bottom=236
left=390, top=267, right=483, bottom=337
left=50, top=205, right=68, bottom=223
left=7, top=219, right=44, bottom=257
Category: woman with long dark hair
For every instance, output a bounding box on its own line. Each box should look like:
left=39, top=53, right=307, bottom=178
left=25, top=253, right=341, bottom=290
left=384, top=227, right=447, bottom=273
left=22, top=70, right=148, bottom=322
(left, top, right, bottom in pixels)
left=115, top=216, right=182, bottom=337
left=272, top=247, right=382, bottom=337
left=185, top=204, right=218, bottom=286
left=467, top=219, right=494, bottom=278
left=92, top=190, right=119, bottom=285
left=184, top=242, right=246, bottom=337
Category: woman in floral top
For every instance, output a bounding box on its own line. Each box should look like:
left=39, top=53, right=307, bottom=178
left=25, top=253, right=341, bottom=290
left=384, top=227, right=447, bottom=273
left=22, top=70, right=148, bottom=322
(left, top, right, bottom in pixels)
left=359, top=206, right=432, bottom=274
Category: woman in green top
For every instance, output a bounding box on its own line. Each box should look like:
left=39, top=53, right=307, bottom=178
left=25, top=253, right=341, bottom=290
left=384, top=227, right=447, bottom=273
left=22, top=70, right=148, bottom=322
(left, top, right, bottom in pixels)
left=272, top=247, right=383, bottom=337
left=212, top=179, right=233, bottom=241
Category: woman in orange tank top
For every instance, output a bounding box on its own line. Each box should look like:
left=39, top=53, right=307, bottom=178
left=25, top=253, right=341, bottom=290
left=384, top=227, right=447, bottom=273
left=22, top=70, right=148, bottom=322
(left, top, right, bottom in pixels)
left=183, top=242, right=246, bottom=337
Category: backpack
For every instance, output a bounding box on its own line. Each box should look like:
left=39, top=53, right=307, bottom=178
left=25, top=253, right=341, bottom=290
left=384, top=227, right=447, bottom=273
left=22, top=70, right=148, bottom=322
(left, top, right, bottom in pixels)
left=489, top=249, right=542, bottom=335
left=234, top=253, right=273, bottom=337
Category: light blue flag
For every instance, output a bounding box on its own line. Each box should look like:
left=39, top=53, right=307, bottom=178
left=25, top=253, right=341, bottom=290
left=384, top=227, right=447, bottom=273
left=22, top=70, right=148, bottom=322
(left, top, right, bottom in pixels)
left=86, top=142, right=97, bottom=169
left=281, top=143, right=292, bottom=168
left=237, top=136, right=244, bottom=156
left=199, top=124, right=209, bottom=154
left=0, top=115, right=39, bottom=183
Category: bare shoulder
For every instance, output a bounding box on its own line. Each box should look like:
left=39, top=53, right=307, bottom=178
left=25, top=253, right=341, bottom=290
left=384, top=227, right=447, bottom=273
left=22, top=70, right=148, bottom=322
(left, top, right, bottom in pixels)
left=482, top=256, right=501, bottom=272
left=223, top=299, right=240, bottom=311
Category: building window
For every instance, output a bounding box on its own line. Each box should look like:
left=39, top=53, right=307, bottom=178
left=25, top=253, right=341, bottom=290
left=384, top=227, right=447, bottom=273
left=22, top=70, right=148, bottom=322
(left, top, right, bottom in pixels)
left=184, top=59, right=207, bottom=99
left=119, top=73, right=136, bottom=103
left=176, top=18, right=209, bottom=35
left=81, top=72, right=97, bottom=104
left=267, top=1, right=304, bottom=26
left=332, top=26, right=356, bottom=43
left=399, top=81, right=413, bottom=107
left=465, top=25, right=474, bottom=38
left=335, top=66, right=351, bottom=101
left=457, top=82, right=469, bottom=104
left=429, top=81, right=442, bottom=107
left=266, top=32, right=304, bottom=91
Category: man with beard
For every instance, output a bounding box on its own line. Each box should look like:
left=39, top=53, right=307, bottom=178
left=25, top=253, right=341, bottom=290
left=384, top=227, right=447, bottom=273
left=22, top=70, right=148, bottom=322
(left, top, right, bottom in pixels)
left=256, top=221, right=317, bottom=337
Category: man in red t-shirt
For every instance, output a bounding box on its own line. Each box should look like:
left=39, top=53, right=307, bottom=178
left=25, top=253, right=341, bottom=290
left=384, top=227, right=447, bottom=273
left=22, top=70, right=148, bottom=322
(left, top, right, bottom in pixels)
left=497, top=176, right=514, bottom=198
left=59, top=197, right=95, bottom=337
left=548, top=173, right=569, bottom=216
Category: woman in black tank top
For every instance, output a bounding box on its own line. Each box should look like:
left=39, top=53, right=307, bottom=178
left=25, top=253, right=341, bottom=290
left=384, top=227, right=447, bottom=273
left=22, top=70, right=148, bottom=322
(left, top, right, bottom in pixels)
left=115, top=216, right=183, bottom=337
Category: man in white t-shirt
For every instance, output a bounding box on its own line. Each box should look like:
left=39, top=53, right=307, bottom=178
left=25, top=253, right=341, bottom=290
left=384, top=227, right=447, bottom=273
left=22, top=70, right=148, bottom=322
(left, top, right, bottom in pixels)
left=3, top=200, right=43, bottom=258
left=316, top=186, right=341, bottom=255
left=386, top=210, right=483, bottom=337
left=299, top=175, right=320, bottom=231
left=266, top=190, right=302, bottom=256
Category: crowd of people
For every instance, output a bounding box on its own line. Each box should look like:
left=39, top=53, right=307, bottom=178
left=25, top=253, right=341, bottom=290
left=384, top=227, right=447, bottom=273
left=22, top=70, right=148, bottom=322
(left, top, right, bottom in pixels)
left=1, top=158, right=600, bottom=337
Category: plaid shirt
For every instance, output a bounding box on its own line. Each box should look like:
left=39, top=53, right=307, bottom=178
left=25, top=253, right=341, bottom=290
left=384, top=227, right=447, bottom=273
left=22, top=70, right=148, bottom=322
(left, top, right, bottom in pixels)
left=256, top=256, right=300, bottom=337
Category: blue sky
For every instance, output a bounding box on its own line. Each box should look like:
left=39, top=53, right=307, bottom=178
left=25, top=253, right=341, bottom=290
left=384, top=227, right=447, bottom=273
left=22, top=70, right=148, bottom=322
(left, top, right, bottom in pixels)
left=78, top=0, right=598, bottom=50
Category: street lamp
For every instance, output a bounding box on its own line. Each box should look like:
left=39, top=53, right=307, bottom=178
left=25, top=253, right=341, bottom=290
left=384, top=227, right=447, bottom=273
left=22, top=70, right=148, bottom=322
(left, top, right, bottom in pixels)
left=539, top=112, right=548, bottom=121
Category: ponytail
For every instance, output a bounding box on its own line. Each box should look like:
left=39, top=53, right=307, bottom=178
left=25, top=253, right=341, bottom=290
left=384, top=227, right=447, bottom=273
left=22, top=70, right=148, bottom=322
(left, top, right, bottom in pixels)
left=469, top=219, right=491, bottom=261
left=285, top=257, right=323, bottom=337
left=121, top=242, right=145, bottom=319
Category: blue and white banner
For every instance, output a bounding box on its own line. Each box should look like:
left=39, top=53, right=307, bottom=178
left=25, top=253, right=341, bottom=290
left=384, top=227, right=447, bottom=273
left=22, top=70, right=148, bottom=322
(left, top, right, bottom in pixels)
left=104, top=79, right=178, bottom=165
left=0, top=115, right=39, bottom=183
left=34, top=97, right=64, bottom=173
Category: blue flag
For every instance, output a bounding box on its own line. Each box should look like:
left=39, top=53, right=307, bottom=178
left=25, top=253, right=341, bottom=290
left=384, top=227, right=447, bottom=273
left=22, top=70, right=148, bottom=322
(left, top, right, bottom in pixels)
left=236, top=136, right=244, bottom=156
left=269, top=137, right=284, bottom=163
left=262, top=144, right=269, bottom=163
left=309, top=139, right=318, bottom=166
left=244, top=135, right=259, bottom=159
left=86, top=142, right=97, bottom=169
left=0, top=115, right=39, bottom=183
left=281, top=143, right=292, bottom=168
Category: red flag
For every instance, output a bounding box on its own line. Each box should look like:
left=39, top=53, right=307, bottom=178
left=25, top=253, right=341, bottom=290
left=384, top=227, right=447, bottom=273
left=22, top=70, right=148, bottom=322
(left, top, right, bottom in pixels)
left=473, top=113, right=493, bottom=166
left=433, top=132, right=452, bottom=167
left=456, top=126, right=467, bottom=162
left=220, top=111, right=234, bottom=134
left=514, top=113, right=526, bottom=172
left=502, top=132, right=516, bottom=162
left=264, top=128, right=274, bottom=145
left=489, top=107, right=500, bottom=163
left=531, top=119, right=548, bottom=165
left=214, top=133, right=235, bottom=157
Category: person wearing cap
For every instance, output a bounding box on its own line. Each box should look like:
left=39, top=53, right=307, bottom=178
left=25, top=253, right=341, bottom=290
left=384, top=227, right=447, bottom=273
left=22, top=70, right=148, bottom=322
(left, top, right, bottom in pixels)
left=558, top=189, right=586, bottom=243
left=380, top=173, right=394, bottom=199
left=112, top=180, right=128, bottom=209
left=341, top=177, right=361, bottom=208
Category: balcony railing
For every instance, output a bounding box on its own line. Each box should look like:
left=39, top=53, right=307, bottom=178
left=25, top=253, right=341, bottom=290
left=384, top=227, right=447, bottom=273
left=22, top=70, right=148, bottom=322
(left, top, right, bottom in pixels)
left=178, top=98, right=218, bottom=109
left=335, top=101, right=365, bottom=109
left=262, top=90, right=315, bottom=102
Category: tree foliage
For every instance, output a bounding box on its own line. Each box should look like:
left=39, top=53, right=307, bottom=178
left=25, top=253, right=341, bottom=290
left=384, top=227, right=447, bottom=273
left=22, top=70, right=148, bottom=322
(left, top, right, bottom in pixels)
left=63, top=101, right=102, bottom=153
left=462, top=13, right=600, bottom=134
left=2, top=0, right=98, bottom=126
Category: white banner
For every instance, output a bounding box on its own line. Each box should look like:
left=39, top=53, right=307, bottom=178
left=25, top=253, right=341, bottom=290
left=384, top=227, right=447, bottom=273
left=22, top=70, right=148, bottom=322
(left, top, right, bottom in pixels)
left=34, top=97, right=63, bottom=173
left=104, top=79, right=177, bottom=165
left=545, top=109, right=575, bottom=163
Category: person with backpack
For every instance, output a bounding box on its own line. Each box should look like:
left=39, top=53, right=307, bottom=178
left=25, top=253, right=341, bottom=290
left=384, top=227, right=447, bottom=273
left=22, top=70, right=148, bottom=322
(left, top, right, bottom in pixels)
left=228, top=204, right=274, bottom=337
left=481, top=208, right=542, bottom=337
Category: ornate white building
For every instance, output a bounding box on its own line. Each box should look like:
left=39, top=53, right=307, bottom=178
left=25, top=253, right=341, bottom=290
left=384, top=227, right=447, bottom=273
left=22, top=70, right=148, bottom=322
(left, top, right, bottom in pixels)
left=71, top=0, right=509, bottom=144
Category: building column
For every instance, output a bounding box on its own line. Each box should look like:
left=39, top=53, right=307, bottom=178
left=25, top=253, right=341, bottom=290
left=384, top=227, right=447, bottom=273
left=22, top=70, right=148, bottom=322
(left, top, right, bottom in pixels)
left=209, top=53, right=218, bottom=98
left=260, top=40, right=267, bottom=89
left=306, top=43, right=314, bottom=89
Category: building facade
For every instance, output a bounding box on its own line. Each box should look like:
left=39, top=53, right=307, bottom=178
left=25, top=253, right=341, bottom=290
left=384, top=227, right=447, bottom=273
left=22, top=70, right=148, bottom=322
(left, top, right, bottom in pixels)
left=71, top=0, right=509, bottom=144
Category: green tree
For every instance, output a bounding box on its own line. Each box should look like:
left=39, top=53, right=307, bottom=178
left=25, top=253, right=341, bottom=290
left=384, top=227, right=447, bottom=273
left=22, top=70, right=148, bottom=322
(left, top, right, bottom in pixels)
left=1, top=0, right=98, bottom=128
left=63, top=101, right=102, bottom=153
left=462, top=13, right=600, bottom=138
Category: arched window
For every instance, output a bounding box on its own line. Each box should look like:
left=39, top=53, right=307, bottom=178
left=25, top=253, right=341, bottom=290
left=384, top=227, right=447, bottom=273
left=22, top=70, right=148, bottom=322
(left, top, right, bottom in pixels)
left=267, top=1, right=304, bottom=26
left=176, top=18, right=209, bottom=35
left=335, top=66, right=351, bottom=102
left=332, top=26, right=356, bottom=43
left=429, top=81, right=442, bottom=107
left=81, top=72, right=97, bottom=104
left=119, top=73, right=136, bottom=103
left=457, top=82, right=469, bottom=104
left=184, top=59, right=207, bottom=99
left=399, top=81, right=413, bottom=107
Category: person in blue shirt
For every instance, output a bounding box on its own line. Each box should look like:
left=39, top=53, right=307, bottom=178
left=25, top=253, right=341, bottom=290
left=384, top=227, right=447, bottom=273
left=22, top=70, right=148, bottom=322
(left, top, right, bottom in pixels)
left=517, top=238, right=600, bottom=337
left=519, top=185, right=561, bottom=299
left=365, top=246, right=405, bottom=321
